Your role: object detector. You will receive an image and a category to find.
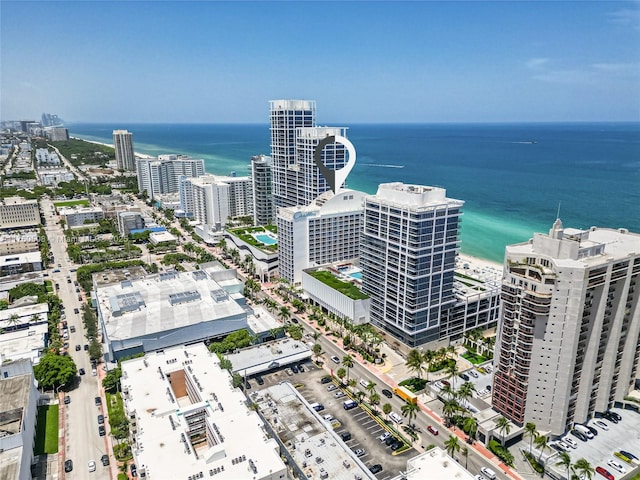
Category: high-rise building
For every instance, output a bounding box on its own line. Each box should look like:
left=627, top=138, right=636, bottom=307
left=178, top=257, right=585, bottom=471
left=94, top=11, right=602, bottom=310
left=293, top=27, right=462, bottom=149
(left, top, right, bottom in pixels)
left=250, top=154, right=274, bottom=225
left=136, top=155, right=205, bottom=199
left=179, top=174, right=253, bottom=231
left=269, top=100, right=315, bottom=208
left=360, top=183, right=464, bottom=346
left=113, top=129, right=135, bottom=171
left=277, top=189, right=366, bottom=285
left=492, top=221, right=640, bottom=436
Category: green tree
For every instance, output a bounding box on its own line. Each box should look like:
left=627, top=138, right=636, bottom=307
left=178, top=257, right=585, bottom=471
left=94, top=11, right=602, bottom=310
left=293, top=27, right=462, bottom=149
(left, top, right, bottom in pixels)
left=555, top=452, right=572, bottom=480
left=286, top=323, right=303, bottom=340
left=534, top=434, right=549, bottom=463
left=401, top=401, right=420, bottom=428
left=369, top=392, right=381, bottom=413
left=457, top=381, right=476, bottom=406
left=312, top=343, right=323, bottom=363
left=524, top=422, right=538, bottom=454
left=461, top=445, right=469, bottom=469
left=463, top=416, right=478, bottom=443
left=88, top=339, right=102, bottom=362
left=279, top=306, right=291, bottom=323
left=406, top=349, right=426, bottom=379
left=34, top=354, right=77, bottom=390
left=574, top=458, right=595, bottom=480
left=495, top=415, right=512, bottom=447
left=382, top=403, right=392, bottom=420
left=231, top=372, right=243, bottom=388
left=342, top=354, right=354, bottom=383
left=444, top=435, right=461, bottom=460
left=365, top=380, right=377, bottom=398
left=336, top=367, right=346, bottom=384
left=442, top=400, right=459, bottom=427
left=102, top=367, right=122, bottom=393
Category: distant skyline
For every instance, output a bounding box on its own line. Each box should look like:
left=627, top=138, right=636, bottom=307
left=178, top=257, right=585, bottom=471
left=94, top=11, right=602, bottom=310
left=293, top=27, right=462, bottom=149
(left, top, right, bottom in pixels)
left=2, top=1, right=639, bottom=124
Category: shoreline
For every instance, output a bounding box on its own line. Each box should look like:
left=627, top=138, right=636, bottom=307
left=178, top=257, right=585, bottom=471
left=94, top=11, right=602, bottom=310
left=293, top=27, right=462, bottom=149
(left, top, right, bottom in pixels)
left=71, top=136, right=154, bottom=159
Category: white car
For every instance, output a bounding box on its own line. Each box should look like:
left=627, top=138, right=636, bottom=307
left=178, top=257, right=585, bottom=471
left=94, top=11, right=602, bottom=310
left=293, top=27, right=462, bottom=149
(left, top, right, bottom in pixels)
left=474, top=475, right=488, bottom=480
left=379, top=431, right=391, bottom=442
left=88, top=460, right=96, bottom=473
left=555, top=441, right=571, bottom=452
left=563, top=437, right=578, bottom=449
left=327, top=384, right=338, bottom=391
left=469, top=370, right=479, bottom=378
left=607, top=460, right=626, bottom=474
left=594, top=420, right=609, bottom=430
left=335, top=391, right=346, bottom=398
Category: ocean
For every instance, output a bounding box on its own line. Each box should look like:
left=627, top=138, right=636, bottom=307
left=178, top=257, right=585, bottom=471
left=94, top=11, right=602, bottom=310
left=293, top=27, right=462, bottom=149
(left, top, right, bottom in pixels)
left=67, top=122, right=640, bottom=264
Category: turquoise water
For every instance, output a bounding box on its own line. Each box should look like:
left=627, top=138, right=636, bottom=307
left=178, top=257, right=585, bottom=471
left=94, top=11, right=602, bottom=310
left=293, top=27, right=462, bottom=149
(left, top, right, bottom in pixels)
left=350, top=272, right=363, bottom=280
left=67, top=122, right=640, bottom=263
left=255, top=234, right=277, bottom=246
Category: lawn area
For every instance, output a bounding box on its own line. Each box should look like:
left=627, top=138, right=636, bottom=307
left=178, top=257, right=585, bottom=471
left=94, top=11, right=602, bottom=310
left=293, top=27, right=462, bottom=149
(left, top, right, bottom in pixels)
left=34, top=405, right=59, bottom=455
left=462, top=351, right=487, bottom=364
left=309, top=270, right=369, bottom=300
left=54, top=199, right=90, bottom=207
left=106, top=391, right=124, bottom=420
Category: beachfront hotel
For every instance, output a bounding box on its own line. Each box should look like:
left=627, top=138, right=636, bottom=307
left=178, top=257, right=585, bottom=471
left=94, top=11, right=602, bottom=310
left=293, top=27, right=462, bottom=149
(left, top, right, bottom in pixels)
left=360, top=183, right=464, bottom=347
left=136, top=154, right=205, bottom=199
left=277, top=189, right=366, bottom=285
left=250, top=154, right=274, bottom=225
left=113, top=129, right=135, bottom=171
left=492, top=221, right=640, bottom=436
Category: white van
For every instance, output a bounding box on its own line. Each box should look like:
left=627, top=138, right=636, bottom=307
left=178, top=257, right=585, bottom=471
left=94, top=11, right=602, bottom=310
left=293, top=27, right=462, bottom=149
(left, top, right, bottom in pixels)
left=389, top=412, right=403, bottom=424
left=574, top=424, right=593, bottom=439
left=481, top=467, right=497, bottom=480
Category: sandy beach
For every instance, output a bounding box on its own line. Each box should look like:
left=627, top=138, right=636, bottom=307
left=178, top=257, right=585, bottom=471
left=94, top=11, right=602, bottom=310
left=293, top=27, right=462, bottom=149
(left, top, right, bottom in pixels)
left=457, top=253, right=504, bottom=281
left=71, top=136, right=154, bottom=159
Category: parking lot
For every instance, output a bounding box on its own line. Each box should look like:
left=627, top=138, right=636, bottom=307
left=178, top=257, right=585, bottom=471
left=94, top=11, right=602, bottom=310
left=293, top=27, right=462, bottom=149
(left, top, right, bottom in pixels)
left=544, top=408, right=640, bottom=479
left=249, top=360, right=418, bottom=479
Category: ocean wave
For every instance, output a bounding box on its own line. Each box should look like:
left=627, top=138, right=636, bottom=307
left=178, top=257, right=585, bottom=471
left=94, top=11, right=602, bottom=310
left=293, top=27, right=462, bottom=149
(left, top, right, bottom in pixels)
left=361, top=163, right=404, bottom=168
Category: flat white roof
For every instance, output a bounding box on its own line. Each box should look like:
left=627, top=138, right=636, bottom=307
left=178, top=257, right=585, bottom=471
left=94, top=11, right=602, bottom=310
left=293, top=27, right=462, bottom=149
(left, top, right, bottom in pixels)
left=120, top=344, right=286, bottom=480
left=0, top=303, right=49, bottom=328
left=226, top=338, right=312, bottom=375
left=246, top=306, right=280, bottom=334
left=0, top=251, right=42, bottom=266
left=96, top=270, right=246, bottom=341
left=0, top=323, right=47, bottom=364
left=397, top=447, right=475, bottom=480
left=58, top=206, right=103, bottom=215
left=149, top=231, right=177, bottom=243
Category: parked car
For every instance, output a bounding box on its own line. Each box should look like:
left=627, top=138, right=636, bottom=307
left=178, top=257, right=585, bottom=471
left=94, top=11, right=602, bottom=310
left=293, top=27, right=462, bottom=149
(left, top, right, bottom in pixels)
left=101, top=455, right=109, bottom=466
left=569, top=430, right=587, bottom=442
left=84, top=344, right=89, bottom=351
left=73, top=308, right=79, bottom=314
left=382, top=389, right=393, bottom=398
left=427, top=425, right=439, bottom=436
left=130, top=464, right=137, bottom=477
left=602, top=412, right=619, bottom=424
left=70, top=325, right=76, bottom=333
left=595, top=420, right=609, bottom=430
left=586, top=425, right=598, bottom=436
left=327, top=384, right=338, bottom=392
left=298, top=364, right=305, bottom=372
left=98, top=425, right=106, bottom=436
left=607, top=460, right=626, bottom=474
left=340, top=431, right=352, bottom=441
left=335, top=391, right=346, bottom=398
left=369, top=464, right=382, bottom=474
left=379, top=432, right=391, bottom=442
left=64, top=396, right=71, bottom=405
left=94, top=396, right=102, bottom=406
left=596, top=466, right=614, bottom=480
left=620, top=450, right=638, bottom=461
left=98, top=414, right=104, bottom=424
left=75, top=344, right=81, bottom=351
left=320, top=376, right=332, bottom=384
left=64, top=460, right=73, bottom=472
left=291, top=365, right=299, bottom=374
left=354, top=448, right=365, bottom=457
left=78, top=368, right=85, bottom=375
left=564, top=436, right=579, bottom=448
left=88, top=460, right=96, bottom=472
left=608, top=411, right=622, bottom=421
left=390, top=440, right=403, bottom=451
left=255, top=376, right=264, bottom=385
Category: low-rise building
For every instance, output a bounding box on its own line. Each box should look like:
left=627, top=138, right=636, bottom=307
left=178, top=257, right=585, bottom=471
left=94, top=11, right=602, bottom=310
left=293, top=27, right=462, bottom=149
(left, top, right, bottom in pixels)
left=58, top=206, right=104, bottom=227
left=38, top=168, right=74, bottom=185
left=0, top=359, right=39, bottom=480
left=0, top=197, right=40, bottom=230
left=120, top=344, right=287, bottom=480
left=389, top=447, right=475, bottom=480
left=149, top=230, right=177, bottom=245
left=117, top=210, right=144, bottom=236
left=95, top=265, right=249, bottom=362
left=226, top=339, right=311, bottom=376
left=0, top=251, right=43, bottom=277
left=0, top=232, right=39, bottom=256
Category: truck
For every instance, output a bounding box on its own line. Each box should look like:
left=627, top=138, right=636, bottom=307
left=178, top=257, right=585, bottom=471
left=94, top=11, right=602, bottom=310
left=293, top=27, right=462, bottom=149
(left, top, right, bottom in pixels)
left=393, top=386, right=418, bottom=404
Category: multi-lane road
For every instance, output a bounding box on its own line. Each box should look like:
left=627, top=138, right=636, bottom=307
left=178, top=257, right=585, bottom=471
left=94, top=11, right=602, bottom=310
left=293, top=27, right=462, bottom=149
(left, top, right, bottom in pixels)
left=42, top=198, right=111, bottom=479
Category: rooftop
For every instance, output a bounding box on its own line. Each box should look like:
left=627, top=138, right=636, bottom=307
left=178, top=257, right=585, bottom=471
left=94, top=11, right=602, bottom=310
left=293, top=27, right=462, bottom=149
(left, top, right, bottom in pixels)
left=0, top=251, right=42, bottom=266
left=395, top=447, right=475, bottom=480
left=226, top=338, right=311, bottom=376
left=246, top=305, right=280, bottom=335
left=253, top=382, right=373, bottom=480
left=120, top=344, right=286, bottom=480
left=0, top=323, right=48, bottom=364
left=95, top=268, right=246, bottom=341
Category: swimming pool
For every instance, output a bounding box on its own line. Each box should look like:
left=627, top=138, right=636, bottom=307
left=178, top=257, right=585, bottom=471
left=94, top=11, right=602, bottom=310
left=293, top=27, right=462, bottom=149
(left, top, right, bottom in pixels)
left=349, top=272, right=362, bottom=280
left=255, top=233, right=277, bottom=246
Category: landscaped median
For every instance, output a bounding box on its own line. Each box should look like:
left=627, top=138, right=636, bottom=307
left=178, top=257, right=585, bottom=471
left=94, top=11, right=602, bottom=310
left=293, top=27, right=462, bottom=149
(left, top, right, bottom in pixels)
left=34, top=404, right=59, bottom=455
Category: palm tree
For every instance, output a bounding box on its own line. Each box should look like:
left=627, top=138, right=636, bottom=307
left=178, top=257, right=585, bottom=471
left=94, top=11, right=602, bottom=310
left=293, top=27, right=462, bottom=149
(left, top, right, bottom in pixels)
left=463, top=416, right=478, bottom=443
left=336, top=367, right=346, bottom=384
left=441, top=384, right=456, bottom=402
left=365, top=380, right=377, bottom=398
left=406, top=349, right=426, bottom=379
left=442, top=400, right=459, bottom=427
left=461, top=445, right=469, bottom=469
left=555, top=452, right=572, bottom=480
left=30, top=314, right=41, bottom=324
left=423, top=350, right=435, bottom=382
left=382, top=403, right=392, bottom=421
left=279, top=306, right=291, bottom=323
left=356, top=391, right=366, bottom=404
left=495, top=415, right=511, bottom=447
left=524, top=422, right=538, bottom=454
left=574, top=458, right=595, bottom=480
left=312, top=343, right=323, bottom=363
left=534, top=434, right=549, bottom=463
left=444, top=435, right=461, bottom=460
left=6, top=313, right=20, bottom=329
left=369, top=392, right=381, bottom=413
left=401, top=402, right=420, bottom=429
left=457, top=381, right=476, bottom=407
left=342, top=354, right=354, bottom=383
left=446, top=361, right=459, bottom=388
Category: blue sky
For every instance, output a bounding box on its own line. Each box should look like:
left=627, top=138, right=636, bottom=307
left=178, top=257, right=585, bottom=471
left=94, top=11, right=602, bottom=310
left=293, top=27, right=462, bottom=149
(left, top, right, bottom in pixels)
left=2, top=1, right=639, bottom=123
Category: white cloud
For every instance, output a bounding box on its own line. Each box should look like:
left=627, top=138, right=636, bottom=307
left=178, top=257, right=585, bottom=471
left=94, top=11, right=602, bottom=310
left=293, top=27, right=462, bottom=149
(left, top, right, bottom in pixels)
left=607, top=7, right=640, bottom=29
left=591, top=62, right=638, bottom=74
left=532, top=69, right=595, bottom=85
left=525, top=57, right=550, bottom=69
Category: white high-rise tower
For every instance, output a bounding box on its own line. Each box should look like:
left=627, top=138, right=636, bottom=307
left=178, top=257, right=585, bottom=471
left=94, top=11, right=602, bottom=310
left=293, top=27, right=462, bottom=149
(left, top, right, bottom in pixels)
left=113, top=130, right=135, bottom=171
